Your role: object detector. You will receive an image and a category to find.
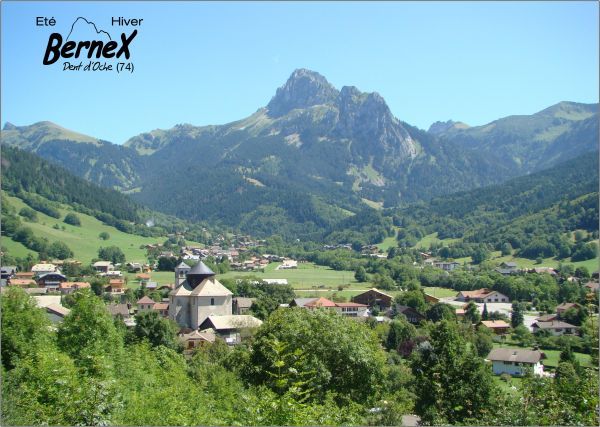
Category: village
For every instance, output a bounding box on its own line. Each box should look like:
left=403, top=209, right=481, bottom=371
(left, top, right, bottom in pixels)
left=1, top=236, right=597, bottom=381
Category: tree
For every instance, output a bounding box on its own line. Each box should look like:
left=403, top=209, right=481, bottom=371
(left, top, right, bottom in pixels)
left=561, top=306, right=588, bottom=326
left=63, top=213, right=81, bottom=226
left=511, top=324, right=534, bottom=347
left=47, top=241, right=74, bottom=260
left=133, top=311, right=180, bottom=351
left=98, top=246, right=126, bottom=264
left=426, top=303, right=456, bottom=322
left=18, top=207, right=38, bottom=222
left=411, top=320, right=496, bottom=424
left=481, top=302, right=489, bottom=320
left=511, top=302, right=524, bottom=328
left=473, top=328, right=493, bottom=357
left=500, top=242, right=513, bottom=256
left=395, top=290, right=427, bottom=314
left=385, top=318, right=416, bottom=355
left=1, top=287, right=52, bottom=370
left=471, top=246, right=490, bottom=264
left=99, top=231, right=110, bottom=240
left=57, top=291, right=123, bottom=371
left=354, top=266, right=368, bottom=282
left=246, top=308, right=386, bottom=404
left=464, top=301, right=481, bottom=324
left=157, top=256, right=178, bottom=272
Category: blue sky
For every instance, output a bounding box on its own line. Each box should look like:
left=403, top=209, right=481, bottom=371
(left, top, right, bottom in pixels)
left=1, top=1, right=598, bottom=144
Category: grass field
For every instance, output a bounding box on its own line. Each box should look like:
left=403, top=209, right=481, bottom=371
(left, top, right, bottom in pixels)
left=423, top=286, right=457, bottom=298
left=1, top=237, right=37, bottom=258
left=492, top=375, right=523, bottom=395
left=4, top=194, right=163, bottom=263
left=218, top=262, right=363, bottom=289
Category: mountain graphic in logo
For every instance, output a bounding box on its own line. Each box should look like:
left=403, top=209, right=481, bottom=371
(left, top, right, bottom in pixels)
left=66, top=17, right=111, bottom=41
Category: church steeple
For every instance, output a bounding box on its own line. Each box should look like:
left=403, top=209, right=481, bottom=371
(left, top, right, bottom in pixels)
left=186, top=261, right=215, bottom=288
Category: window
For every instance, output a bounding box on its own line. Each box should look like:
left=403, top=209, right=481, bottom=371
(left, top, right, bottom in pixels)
left=211, top=298, right=215, bottom=306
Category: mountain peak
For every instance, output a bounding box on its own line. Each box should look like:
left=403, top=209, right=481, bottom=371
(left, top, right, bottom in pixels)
left=266, top=68, right=339, bottom=117
left=428, top=120, right=470, bottom=134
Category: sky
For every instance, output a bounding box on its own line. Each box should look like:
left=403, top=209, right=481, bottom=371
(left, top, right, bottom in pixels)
left=1, top=1, right=598, bottom=144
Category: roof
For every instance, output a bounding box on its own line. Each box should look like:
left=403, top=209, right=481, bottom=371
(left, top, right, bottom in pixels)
left=556, top=302, right=580, bottom=311
left=171, top=277, right=232, bottom=297
left=45, top=303, right=70, bottom=317
left=10, top=279, right=36, bottom=286
left=137, top=296, right=155, bottom=305
left=188, top=261, right=215, bottom=277
left=60, top=281, right=90, bottom=289
left=109, top=279, right=124, bottom=285
left=153, top=303, right=169, bottom=310
left=202, top=315, right=263, bottom=330
left=355, top=288, right=393, bottom=299
left=480, top=320, right=510, bottom=329
left=396, top=305, right=425, bottom=317
left=179, top=329, right=216, bottom=343
left=335, top=302, right=368, bottom=308
left=31, top=263, right=56, bottom=272
left=291, top=298, right=318, bottom=307
left=233, top=297, right=254, bottom=308
left=107, top=304, right=130, bottom=317
left=176, top=261, right=190, bottom=269
left=136, top=273, right=151, bottom=279
left=500, top=262, right=518, bottom=268
left=93, top=261, right=113, bottom=267
left=24, top=288, right=47, bottom=294
left=304, top=297, right=336, bottom=308
left=487, top=348, right=544, bottom=364
left=532, top=320, right=578, bottom=330
left=535, top=314, right=558, bottom=322
left=584, top=281, right=599, bottom=290
left=457, top=288, right=493, bottom=298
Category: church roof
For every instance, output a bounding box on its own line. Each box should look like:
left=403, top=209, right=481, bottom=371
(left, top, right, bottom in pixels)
left=188, top=261, right=215, bottom=277
left=190, top=277, right=232, bottom=296
left=176, top=261, right=190, bottom=269
left=170, top=277, right=232, bottom=297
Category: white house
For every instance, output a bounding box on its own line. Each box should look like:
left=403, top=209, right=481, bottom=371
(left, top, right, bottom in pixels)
left=31, top=263, right=57, bottom=277
left=531, top=320, right=579, bottom=336
left=486, top=348, right=545, bottom=376
left=456, top=288, right=510, bottom=303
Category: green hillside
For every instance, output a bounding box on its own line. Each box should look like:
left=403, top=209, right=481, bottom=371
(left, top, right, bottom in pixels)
left=1, top=193, right=159, bottom=263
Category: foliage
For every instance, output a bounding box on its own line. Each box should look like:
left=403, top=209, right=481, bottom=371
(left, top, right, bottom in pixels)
left=245, top=308, right=386, bottom=404
left=132, top=310, right=180, bottom=351
left=411, top=320, right=497, bottom=424
left=97, top=245, right=126, bottom=264
left=63, top=212, right=81, bottom=226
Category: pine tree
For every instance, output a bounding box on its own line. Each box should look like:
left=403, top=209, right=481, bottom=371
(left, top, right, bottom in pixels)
left=482, top=303, right=489, bottom=320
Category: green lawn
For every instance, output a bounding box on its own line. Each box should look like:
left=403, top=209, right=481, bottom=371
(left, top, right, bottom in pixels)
left=492, top=375, right=523, bottom=396
left=219, top=262, right=364, bottom=289
left=540, top=349, right=593, bottom=369
left=4, top=194, right=163, bottom=263
left=377, top=234, right=398, bottom=252
left=423, top=286, right=457, bottom=298
left=1, top=237, right=36, bottom=258
left=490, top=250, right=599, bottom=272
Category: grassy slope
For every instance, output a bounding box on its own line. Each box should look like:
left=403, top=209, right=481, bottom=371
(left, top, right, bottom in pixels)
left=3, top=193, right=161, bottom=263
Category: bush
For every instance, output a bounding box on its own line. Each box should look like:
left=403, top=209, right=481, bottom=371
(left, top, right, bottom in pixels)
left=99, top=232, right=110, bottom=240
left=18, top=207, right=38, bottom=222
left=63, top=213, right=81, bottom=226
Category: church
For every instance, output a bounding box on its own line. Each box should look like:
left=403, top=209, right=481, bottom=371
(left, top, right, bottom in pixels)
left=168, top=261, right=233, bottom=329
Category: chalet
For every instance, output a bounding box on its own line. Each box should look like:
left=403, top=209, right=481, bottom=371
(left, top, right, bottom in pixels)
left=14, top=271, right=35, bottom=280
left=169, top=261, right=233, bottom=330
left=479, top=320, right=511, bottom=335
left=1, top=266, right=17, bottom=280
left=198, top=314, right=262, bottom=345
left=529, top=267, right=557, bottom=276
left=531, top=320, right=579, bottom=336
left=45, top=303, right=71, bottom=323
left=555, top=302, right=581, bottom=316
left=277, top=259, right=298, bottom=270
left=179, top=329, right=216, bottom=354
left=535, top=313, right=558, bottom=322
left=584, top=281, right=599, bottom=292
left=456, top=289, right=509, bottom=303
left=352, top=288, right=394, bottom=311
left=92, top=261, right=114, bottom=273
left=233, top=297, right=254, bottom=315
left=486, top=348, right=545, bottom=376
left=31, top=263, right=57, bottom=276
left=433, top=261, right=460, bottom=272
left=146, top=281, right=158, bottom=291
left=59, top=281, right=90, bottom=294
left=333, top=302, right=369, bottom=318
left=37, top=272, right=67, bottom=290
left=395, top=305, right=426, bottom=324
left=304, top=297, right=337, bottom=309
left=106, top=280, right=125, bottom=294
left=424, top=293, right=440, bottom=304
left=137, top=296, right=156, bottom=311
left=153, top=302, right=169, bottom=317
left=126, top=262, right=143, bottom=273
left=102, top=270, right=123, bottom=278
